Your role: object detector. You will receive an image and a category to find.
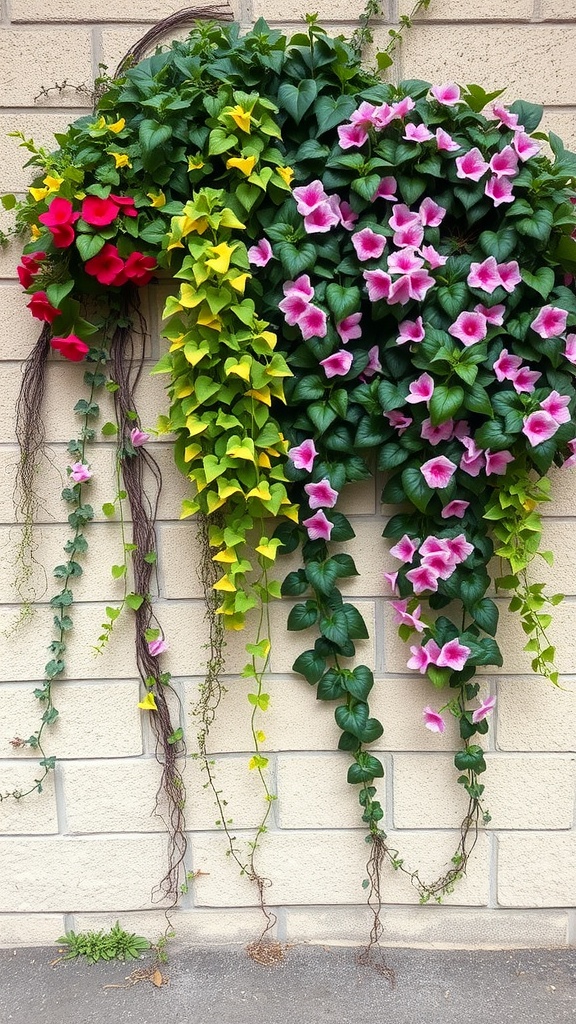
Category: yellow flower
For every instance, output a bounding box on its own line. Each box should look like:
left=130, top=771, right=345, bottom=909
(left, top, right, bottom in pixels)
left=137, top=692, right=158, bottom=711
left=226, top=155, right=257, bottom=176
left=29, top=186, right=49, bottom=202
left=109, top=117, right=126, bottom=134
left=205, top=242, right=236, bottom=275
left=30, top=224, right=41, bottom=240
left=147, top=190, right=166, bottom=208
left=92, top=116, right=106, bottom=130
left=111, top=152, right=131, bottom=169
left=43, top=174, right=64, bottom=193
left=228, top=104, right=253, bottom=133
left=276, top=165, right=294, bottom=187
left=187, top=155, right=205, bottom=171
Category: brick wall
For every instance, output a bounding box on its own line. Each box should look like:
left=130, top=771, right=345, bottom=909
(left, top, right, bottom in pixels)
left=0, top=0, right=575, bottom=950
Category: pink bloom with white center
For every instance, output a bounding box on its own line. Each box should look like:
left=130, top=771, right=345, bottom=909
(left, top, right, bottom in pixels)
left=385, top=410, right=413, bottom=434
left=247, top=238, right=273, bottom=267
left=455, top=148, right=489, bottom=181
left=404, top=122, right=434, bottom=143
left=467, top=256, right=502, bottom=293
left=391, top=96, right=416, bottom=119
left=441, top=499, right=470, bottom=519
left=419, top=197, right=447, bottom=227
left=338, top=201, right=359, bottom=230
left=337, top=312, right=362, bottom=344
left=513, top=131, right=540, bottom=161
left=421, top=549, right=457, bottom=580
left=493, top=349, right=524, bottom=382
left=383, top=570, right=399, bottom=592
left=453, top=419, right=470, bottom=439
left=352, top=227, right=386, bottom=261
left=388, top=274, right=413, bottom=306
left=387, top=248, right=425, bottom=275
left=562, top=439, right=576, bottom=469
left=394, top=222, right=425, bottom=248
left=304, top=479, right=339, bottom=509
left=362, top=345, right=382, bottom=379
left=298, top=305, right=328, bottom=340
left=491, top=103, right=523, bottom=131
left=397, top=316, right=425, bottom=346
left=436, top=127, right=460, bottom=152
left=485, top=175, right=515, bottom=206
left=406, top=565, right=440, bottom=594
left=531, top=305, right=569, bottom=339
left=406, top=269, right=436, bottom=302
left=472, top=694, right=496, bottom=723
left=421, top=417, right=454, bottom=445
left=512, top=366, right=541, bottom=394
left=445, top=534, right=474, bottom=562
left=288, top=438, right=318, bottom=472
left=564, top=333, right=576, bottom=364
left=350, top=101, right=380, bottom=128
left=421, top=455, right=457, bottom=489
left=419, top=536, right=450, bottom=556
left=431, top=82, right=461, bottom=105
left=475, top=303, right=505, bottom=325
left=148, top=638, right=168, bottom=656
left=373, top=102, right=395, bottom=129
left=406, top=371, right=434, bottom=404
left=304, top=198, right=341, bottom=233
left=485, top=449, right=515, bottom=475
left=541, top=390, right=571, bottom=424
left=436, top=638, right=471, bottom=671
left=407, top=644, right=432, bottom=673
left=391, top=599, right=425, bottom=632
left=522, top=410, right=561, bottom=446
left=389, top=534, right=420, bottom=563
left=497, top=261, right=521, bottom=293
left=460, top=436, right=485, bottom=477
left=70, top=462, right=92, bottom=483
left=423, top=707, right=446, bottom=733
left=338, top=122, right=369, bottom=149
left=389, top=203, right=420, bottom=231
left=372, top=176, right=398, bottom=201
left=279, top=275, right=314, bottom=324
left=130, top=427, right=150, bottom=447
left=292, top=180, right=327, bottom=215
left=302, top=509, right=334, bottom=541
left=449, top=311, right=488, bottom=346
left=320, top=350, right=354, bottom=378
left=363, top=269, right=392, bottom=301
left=420, top=244, right=448, bottom=268
left=489, top=145, right=519, bottom=178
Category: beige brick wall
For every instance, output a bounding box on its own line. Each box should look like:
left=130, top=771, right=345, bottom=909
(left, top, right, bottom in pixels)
left=0, top=1, right=575, bottom=951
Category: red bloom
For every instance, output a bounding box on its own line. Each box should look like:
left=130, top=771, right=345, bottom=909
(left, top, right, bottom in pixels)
left=124, top=251, right=157, bottom=286
left=110, top=194, right=138, bottom=218
left=50, top=334, right=90, bottom=361
left=17, top=252, right=46, bottom=288
left=81, top=195, right=120, bottom=227
left=26, top=290, right=61, bottom=324
left=84, top=243, right=125, bottom=285
left=38, top=198, right=80, bottom=248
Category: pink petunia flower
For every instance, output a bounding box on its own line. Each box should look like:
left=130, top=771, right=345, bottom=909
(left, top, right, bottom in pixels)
left=522, top=410, right=561, bottom=446
left=362, top=345, right=382, bottom=379
left=404, top=122, right=434, bottom=143
left=449, top=311, right=488, bottom=346
left=459, top=436, right=485, bottom=477
left=292, top=180, right=327, bottom=215
left=389, top=534, right=420, bottom=563
left=390, top=96, right=416, bottom=119
left=397, top=316, right=425, bottom=346
left=247, top=238, right=273, bottom=267
left=69, top=462, right=92, bottom=483
left=391, top=599, right=425, bottom=632
left=320, top=350, right=354, bottom=378
left=350, top=101, right=380, bottom=128
left=148, top=638, right=168, bottom=656
left=485, top=449, right=515, bottom=475
left=513, top=132, right=540, bottom=161
left=491, top=103, right=523, bottom=131
left=485, top=175, right=515, bottom=206
left=393, top=222, right=424, bottom=248
left=421, top=417, right=454, bottom=446
left=130, top=427, right=150, bottom=447
left=304, top=478, right=339, bottom=509
left=372, top=176, right=398, bottom=201
left=497, top=261, right=521, bottom=293
left=420, top=244, right=448, bottom=268
left=407, top=638, right=441, bottom=672
left=441, top=499, right=470, bottom=519
left=337, top=200, right=359, bottom=230
left=541, top=390, right=571, bottom=425
left=476, top=303, right=505, bottom=325
left=337, top=312, right=362, bottom=343
left=302, top=508, right=333, bottom=541
left=385, top=410, right=413, bottom=434
left=471, top=694, right=496, bottom=723
left=564, top=333, right=576, bottom=364
left=423, top=707, right=446, bottom=733
left=531, top=305, right=569, bottom=339
left=363, top=269, right=391, bottom=302
left=435, top=127, right=460, bottom=152
left=467, top=256, right=502, bottom=294
left=288, top=438, right=318, bottom=472
left=431, top=82, right=461, bottom=105
left=406, top=269, right=435, bottom=301
left=304, top=199, right=341, bottom=234
left=389, top=203, right=420, bottom=231
left=420, top=456, right=457, bottom=489
left=419, top=197, right=447, bottom=227
left=337, top=122, right=369, bottom=149
left=279, top=275, right=315, bottom=324
left=436, top=638, right=471, bottom=671
left=352, top=227, right=386, bottom=261
left=387, top=248, right=425, bottom=276
left=406, top=372, right=434, bottom=404
left=562, top=438, right=576, bottom=469
left=383, top=570, right=399, bottom=592
left=489, top=145, right=519, bottom=178
left=455, top=148, right=489, bottom=181
left=512, top=366, right=541, bottom=394
left=298, top=305, right=328, bottom=340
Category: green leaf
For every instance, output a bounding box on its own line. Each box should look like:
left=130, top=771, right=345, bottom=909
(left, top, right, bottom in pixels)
left=75, top=233, right=106, bottom=262
left=319, top=609, right=349, bottom=647
left=101, top=421, right=118, bottom=436
left=470, top=598, right=499, bottom=636
left=359, top=718, right=384, bottom=744
left=516, top=207, right=553, bottom=243
left=306, top=559, right=340, bottom=596
left=344, top=665, right=374, bottom=701
left=332, top=553, right=360, bottom=578
left=111, top=564, right=127, bottom=579
left=102, top=502, right=116, bottom=518
left=342, top=604, right=369, bottom=639
left=287, top=601, right=318, bottom=631
left=281, top=569, right=309, bottom=597
left=347, top=753, right=384, bottom=783
left=509, top=98, right=543, bottom=133
left=335, top=701, right=369, bottom=739
left=139, top=119, right=173, bottom=161
left=125, top=593, right=144, bottom=610
left=315, top=94, right=357, bottom=133
left=454, top=745, right=486, bottom=772
left=479, top=227, right=517, bottom=262
left=430, top=385, right=465, bottom=426
left=317, top=668, right=347, bottom=701
left=329, top=512, right=355, bottom=542
left=437, top=283, right=468, bottom=321
left=292, top=649, right=326, bottom=685
left=521, top=267, right=555, bottom=300
left=277, top=79, right=318, bottom=123
left=401, top=466, right=433, bottom=513
left=325, top=283, right=361, bottom=323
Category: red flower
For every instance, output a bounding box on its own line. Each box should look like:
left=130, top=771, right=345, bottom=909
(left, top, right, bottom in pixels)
left=124, top=251, right=157, bottom=286
left=81, top=195, right=120, bottom=227
left=84, top=243, right=125, bottom=285
left=17, top=252, right=46, bottom=288
left=26, top=290, right=61, bottom=324
left=110, top=195, right=137, bottom=218
left=50, top=334, right=90, bottom=361
left=38, top=198, right=80, bottom=248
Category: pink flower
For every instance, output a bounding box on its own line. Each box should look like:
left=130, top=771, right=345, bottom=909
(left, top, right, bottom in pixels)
left=418, top=197, right=446, bottom=227
left=449, top=311, right=488, bottom=346
left=337, top=201, right=359, bottom=230
left=391, top=599, right=425, bottom=632
left=69, top=462, right=92, bottom=483
left=320, top=350, right=353, bottom=378
left=338, top=122, right=369, bottom=149
left=441, top=499, right=469, bottom=519
left=130, top=427, right=150, bottom=447
left=362, top=345, right=382, bottom=379
left=51, top=335, right=90, bottom=361
left=492, top=103, right=523, bottom=131
left=304, top=479, right=339, bottom=509
left=497, top=261, right=521, bottom=293
left=471, top=694, right=496, bottom=723
left=444, top=535, right=474, bottom=563
left=391, top=96, right=416, bottom=119
left=397, top=316, right=425, bottom=346
left=383, top=570, right=399, bottom=592
left=81, top=195, right=120, bottom=227
left=435, top=127, right=460, bottom=152
left=389, top=534, right=420, bottom=563
left=541, top=390, right=571, bottom=425
left=350, top=101, right=380, bottom=128
left=124, top=252, right=156, bottom=287
left=304, top=199, right=340, bottom=233
left=247, top=238, right=273, bottom=267
left=407, top=638, right=441, bottom=672
left=26, top=290, right=61, bottom=324
left=476, top=303, right=505, bottom=325
left=420, top=244, right=447, bottom=268
left=562, top=439, right=576, bottom=469
left=85, top=243, right=125, bottom=286
left=564, top=334, right=576, bottom=364
left=385, top=410, right=413, bottom=434
left=436, top=638, right=471, bottom=671
left=460, top=436, right=485, bottom=477
left=352, top=227, right=386, bottom=261
left=430, top=82, right=461, bottom=105
left=485, top=176, right=514, bottom=206
left=489, top=146, right=519, bottom=178
left=406, top=372, right=434, bottom=404
left=522, top=410, right=561, bottom=446
left=389, top=204, right=420, bottom=232
left=423, top=707, right=446, bottom=733
left=404, top=122, right=434, bottom=143
left=299, top=305, right=328, bottom=340
left=387, top=248, right=425, bottom=275
left=421, top=550, right=457, bottom=580
left=421, top=417, right=454, bottom=445
left=372, top=176, right=397, bottom=201
left=531, top=305, right=568, bottom=339
left=485, top=449, right=515, bottom=475
left=292, top=180, right=327, bottom=215
left=38, top=197, right=80, bottom=248
left=148, top=638, right=168, bottom=656
left=363, top=269, right=391, bottom=302
left=455, top=148, right=489, bottom=181
left=512, top=367, right=541, bottom=394
left=513, top=132, right=540, bottom=161
left=420, top=456, right=457, bottom=489
left=288, top=438, right=318, bottom=472
left=405, top=269, right=435, bottom=302
left=393, top=222, right=424, bottom=248
left=302, top=509, right=333, bottom=541
left=467, top=256, right=502, bottom=294
left=493, top=348, right=522, bottom=382
left=279, top=275, right=314, bottom=324
left=337, top=312, right=362, bottom=343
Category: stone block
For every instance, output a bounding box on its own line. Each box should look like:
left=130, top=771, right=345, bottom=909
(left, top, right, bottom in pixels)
left=0, top=914, right=66, bottom=947
left=0, top=29, right=92, bottom=107
left=497, top=675, right=576, bottom=751
left=275, top=752, right=376, bottom=828
left=498, top=834, right=576, bottom=906
left=0, top=767, right=58, bottom=833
